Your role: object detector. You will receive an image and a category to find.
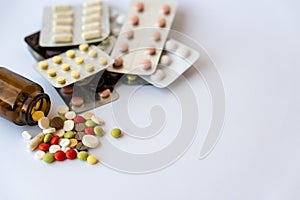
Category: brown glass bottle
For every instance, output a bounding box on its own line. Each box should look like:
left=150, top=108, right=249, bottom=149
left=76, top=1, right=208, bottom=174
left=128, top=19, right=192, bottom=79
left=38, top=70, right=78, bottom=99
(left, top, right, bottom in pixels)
left=0, top=67, right=51, bottom=125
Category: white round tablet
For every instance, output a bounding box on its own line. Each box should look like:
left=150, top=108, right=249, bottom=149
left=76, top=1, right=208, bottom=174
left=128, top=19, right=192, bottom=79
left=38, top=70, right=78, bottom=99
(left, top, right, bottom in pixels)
left=54, top=129, right=65, bottom=137
left=160, top=55, right=172, bottom=66
left=38, top=117, right=50, bottom=130
left=63, top=120, right=74, bottom=131
left=65, top=111, right=76, bottom=120
left=165, top=40, right=178, bottom=52
left=34, top=150, right=45, bottom=160
left=82, top=135, right=99, bottom=148
left=176, top=47, right=191, bottom=58
left=151, top=69, right=166, bottom=82
left=116, top=14, right=125, bottom=25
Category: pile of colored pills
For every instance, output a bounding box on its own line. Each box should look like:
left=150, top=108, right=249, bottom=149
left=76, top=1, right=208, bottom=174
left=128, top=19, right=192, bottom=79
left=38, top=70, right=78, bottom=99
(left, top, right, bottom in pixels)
left=23, top=105, right=123, bottom=165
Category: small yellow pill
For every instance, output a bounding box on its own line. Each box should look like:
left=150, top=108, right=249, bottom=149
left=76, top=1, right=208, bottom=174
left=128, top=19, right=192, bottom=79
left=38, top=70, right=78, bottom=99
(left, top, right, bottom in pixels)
left=39, top=61, right=49, bottom=70
left=56, top=76, right=66, bottom=85
left=75, top=57, right=84, bottom=65
left=47, top=69, right=57, bottom=77
left=53, top=56, right=63, bottom=64
left=85, top=63, right=94, bottom=73
left=98, top=57, right=107, bottom=66
left=71, top=70, right=80, bottom=79
left=61, top=63, right=71, bottom=71
left=32, top=111, right=45, bottom=122
left=87, top=155, right=99, bottom=165
left=66, top=50, right=76, bottom=58
left=79, top=44, right=89, bottom=52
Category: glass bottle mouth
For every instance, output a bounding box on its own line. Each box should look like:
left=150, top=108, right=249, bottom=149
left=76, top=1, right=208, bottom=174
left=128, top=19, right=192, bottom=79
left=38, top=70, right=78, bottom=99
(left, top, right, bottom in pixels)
left=24, top=92, right=51, bottom=126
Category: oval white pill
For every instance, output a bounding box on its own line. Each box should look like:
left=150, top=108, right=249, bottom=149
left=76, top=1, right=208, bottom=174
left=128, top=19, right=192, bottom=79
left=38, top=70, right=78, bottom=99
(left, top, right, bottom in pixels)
left=165, top=40, right=178, bottom=52
left=151, top=69, right=166, bottom=82
left=82, top=135, right=99, bottom=148
left=22, top=131, right=32, bottom=140
left=65, top=111, right=76, bottom=120
left=34, top=150, right=46, bottom=160
left=160, top=55, right=172, bottom=66
left=59, top=138, right=70, bottom=147
left=49, top=145, right=61, bottom=153
left=176, top=47, right=191, bottom=58
left=43, top=128, right=56, bottom=134
left=38, top=117, right=50, bottom=130
left=64, top=120, right=74, bottom=131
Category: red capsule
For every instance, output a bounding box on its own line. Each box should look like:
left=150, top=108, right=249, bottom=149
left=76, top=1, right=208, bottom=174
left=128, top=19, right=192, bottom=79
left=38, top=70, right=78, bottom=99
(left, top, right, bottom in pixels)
left=54, top=150, right=66, bottom=161
left=50, top=135, right=60, bottom=145
left=39, top=143, right=50, bottom=152
left=85, top=127, right=95, bottom=135
left=66, top=149, right=77, bottom=160
left=74, top=116, right=86, bottom=123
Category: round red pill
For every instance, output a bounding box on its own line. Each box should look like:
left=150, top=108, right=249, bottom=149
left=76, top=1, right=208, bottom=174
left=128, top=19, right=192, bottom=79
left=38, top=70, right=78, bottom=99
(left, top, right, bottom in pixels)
left=134, top=2, right=144, bottom=12
left=39, top=143, right=50, bottom=152
left=74, top=115, right=86, bottom=123
left=71, top=96, right=84, bottom=107
left=50, top=135, right=60, bottom=145
left=161, top=4, right=171, bottom=15
left=113, top=57, right=123, bottom=68
left=66, top=149, right=77, bottom=160
left=85, top=127, right=95, bottom=135
left=54, top=150, right=66, bottom=161
left=129, top=15, right=139, bottom=26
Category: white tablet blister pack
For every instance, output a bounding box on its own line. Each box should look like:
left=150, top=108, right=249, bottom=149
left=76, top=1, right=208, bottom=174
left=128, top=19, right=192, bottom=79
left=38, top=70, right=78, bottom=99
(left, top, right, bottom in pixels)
left=108, top=0, right=178, bottom=75
left=33, top=44, right=114, bottom=88
left=139, top=39, right=200, bottom=88
left=40, top=0, right=110, bottom=47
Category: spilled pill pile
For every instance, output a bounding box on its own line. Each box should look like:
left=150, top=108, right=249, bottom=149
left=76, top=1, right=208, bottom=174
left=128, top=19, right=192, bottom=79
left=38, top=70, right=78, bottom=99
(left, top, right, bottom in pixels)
left=22, top=105, right=122, bottom=165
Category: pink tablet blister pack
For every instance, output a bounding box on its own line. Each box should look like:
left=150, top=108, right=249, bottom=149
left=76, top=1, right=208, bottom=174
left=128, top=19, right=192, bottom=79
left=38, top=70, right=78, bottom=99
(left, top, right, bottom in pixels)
left=139, top=39, right=200, bottom=88
left=40, top=0, right=110, bottom=47
left=108, top=0, right=178, bottom=75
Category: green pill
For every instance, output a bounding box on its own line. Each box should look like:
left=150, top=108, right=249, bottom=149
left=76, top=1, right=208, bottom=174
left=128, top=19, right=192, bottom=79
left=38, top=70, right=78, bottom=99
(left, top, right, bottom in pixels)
left=77, top=151, right=89, bottom=161
left=94, top=126, right=105, bottom=137
left=102, top=38, right=110, bottom=45
left=64, top=131, right=75, bottom=139
left=85, top=119, right=96, bottom=127
left=43, top=153, right=55, bottom=163
left=60, top=115, right=66, bottom=121
left=43, top=133, right=53, bottom=143
left=110, top=128, right=122, bottom=138
left=127, top=75, right=137, bottom=81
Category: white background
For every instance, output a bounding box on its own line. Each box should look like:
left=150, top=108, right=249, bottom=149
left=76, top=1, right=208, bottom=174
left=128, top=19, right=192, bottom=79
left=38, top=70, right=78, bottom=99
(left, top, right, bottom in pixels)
left=0, top=0, right=299, bottom=199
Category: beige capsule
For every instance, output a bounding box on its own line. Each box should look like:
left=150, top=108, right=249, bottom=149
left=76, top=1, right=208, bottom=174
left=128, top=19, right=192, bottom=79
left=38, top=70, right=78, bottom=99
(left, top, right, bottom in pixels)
left=54, top=11, right=74, bottom=18
left=52, top=4, right=72, bottom=11
left=81, top=30, right=102, bottom=40
left=52, top=25, right=73, bottom=34
left=82, top=14, right=101, bottom=23
left=81, top=22, right=101, bottom=32
left=27, top=133, right=44, bottom=151
left=52, top=34, right=73, bottom=43
left=53, top=18, right=74, bottom=26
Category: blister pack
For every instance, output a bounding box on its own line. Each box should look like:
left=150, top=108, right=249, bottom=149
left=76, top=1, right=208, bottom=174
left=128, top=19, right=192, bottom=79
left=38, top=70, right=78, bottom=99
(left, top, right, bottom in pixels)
left=139, top=39, right=200, bottom=88
left=108, top=0, right=178, bottom=75
left=40, top=0, right=110, bottom=47
left=33, top=44, right=113, bottom=88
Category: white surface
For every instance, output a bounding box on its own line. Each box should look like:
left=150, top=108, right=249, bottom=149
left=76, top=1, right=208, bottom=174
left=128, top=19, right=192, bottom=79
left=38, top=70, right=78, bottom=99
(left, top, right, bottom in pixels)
left=0, top=0, right=299, bottom=199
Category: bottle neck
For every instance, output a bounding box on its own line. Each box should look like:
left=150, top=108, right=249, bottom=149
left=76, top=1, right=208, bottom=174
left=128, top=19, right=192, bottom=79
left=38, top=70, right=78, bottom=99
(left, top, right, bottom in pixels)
left=21, top=92, right=51, bottom=125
